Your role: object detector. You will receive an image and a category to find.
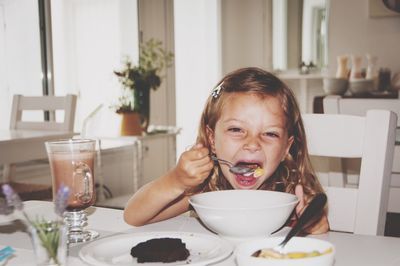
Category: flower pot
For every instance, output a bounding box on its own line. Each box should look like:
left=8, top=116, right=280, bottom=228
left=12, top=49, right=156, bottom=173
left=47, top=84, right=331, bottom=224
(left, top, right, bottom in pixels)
left=119, top=112, right=143, bottom=136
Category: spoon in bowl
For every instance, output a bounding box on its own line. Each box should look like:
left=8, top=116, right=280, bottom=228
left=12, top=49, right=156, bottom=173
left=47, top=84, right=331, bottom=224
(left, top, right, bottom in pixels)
left=277, top=193, right=327, bottom=250
left=253, top=193, right=328, bottom=257
left=210, top=155, right=255, bottom=175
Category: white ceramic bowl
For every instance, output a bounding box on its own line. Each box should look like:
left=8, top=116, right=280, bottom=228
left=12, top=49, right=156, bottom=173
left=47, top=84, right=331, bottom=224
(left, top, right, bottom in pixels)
left=236, top=236, right=335, bottom=266
left=323, top=78, right=348, bottom=95
left=348, top=79, right=374, bottom=95
left=189, top=190, right=298, bottom=241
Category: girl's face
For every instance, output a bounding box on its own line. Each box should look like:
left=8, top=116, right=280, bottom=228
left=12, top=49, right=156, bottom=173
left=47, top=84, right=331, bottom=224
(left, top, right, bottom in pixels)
left=208, top=93, right=293, bottom=189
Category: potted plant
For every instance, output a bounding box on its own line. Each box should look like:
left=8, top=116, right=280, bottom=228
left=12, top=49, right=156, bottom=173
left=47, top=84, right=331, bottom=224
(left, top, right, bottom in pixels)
left=114, top=38, right=174, bottom=135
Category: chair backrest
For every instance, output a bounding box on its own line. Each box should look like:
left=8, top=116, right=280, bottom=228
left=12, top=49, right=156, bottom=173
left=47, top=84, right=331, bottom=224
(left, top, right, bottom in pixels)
left=323, top=95, right=400, bottom=213
left=323, top=95, right=400, bottom=127
left=9, top=94, right=77, bottom=131
left=302, top=110, right=397, bottom=235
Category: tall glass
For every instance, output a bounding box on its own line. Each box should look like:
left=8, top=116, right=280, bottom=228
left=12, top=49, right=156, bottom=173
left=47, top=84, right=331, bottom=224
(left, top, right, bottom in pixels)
left=45, top=139, right=98, bottom=243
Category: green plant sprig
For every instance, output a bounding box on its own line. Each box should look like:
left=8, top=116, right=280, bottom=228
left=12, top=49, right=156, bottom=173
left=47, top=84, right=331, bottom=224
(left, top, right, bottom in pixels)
left=32, top=219, right=62, bottom=265
left=1, top=184, right=70, bottom=266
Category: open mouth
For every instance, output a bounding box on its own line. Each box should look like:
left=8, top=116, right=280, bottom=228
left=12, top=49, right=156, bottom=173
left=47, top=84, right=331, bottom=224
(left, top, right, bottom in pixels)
left=235, top=161, right=264, bottom=176
left=235, top=161, right=261, bottom=170
left=233, top=161, right=264, bottom=187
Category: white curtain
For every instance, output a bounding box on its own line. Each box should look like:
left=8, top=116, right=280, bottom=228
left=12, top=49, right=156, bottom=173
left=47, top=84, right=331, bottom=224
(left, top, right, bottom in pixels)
left=0, top=0, right=43, bottom=129
left=51, top=0, right=139, bottom=133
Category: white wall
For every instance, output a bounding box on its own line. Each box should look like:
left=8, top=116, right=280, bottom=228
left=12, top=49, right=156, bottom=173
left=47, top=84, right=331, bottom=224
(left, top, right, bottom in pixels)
left=328, top=0, right=400, bottom=75
left=174, top=0, right=221, bottom=156
left=138, top=0, right=176, bottom=127
left=221, top=0, right=273, bottom=73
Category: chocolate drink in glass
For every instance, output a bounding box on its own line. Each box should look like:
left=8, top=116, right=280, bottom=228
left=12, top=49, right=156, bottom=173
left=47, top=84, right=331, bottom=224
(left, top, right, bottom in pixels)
left=46, top=139, right=99, bottom=243
left=49, top=151, right=95, bottom=211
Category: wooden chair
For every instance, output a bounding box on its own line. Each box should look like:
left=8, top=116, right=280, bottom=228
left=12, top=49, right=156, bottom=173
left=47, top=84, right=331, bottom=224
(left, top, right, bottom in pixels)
left=302, top=110, right=397, bottom=235
left=1, top=94, right=77, bottom=200
left=323, top=95, right=400, bottom=213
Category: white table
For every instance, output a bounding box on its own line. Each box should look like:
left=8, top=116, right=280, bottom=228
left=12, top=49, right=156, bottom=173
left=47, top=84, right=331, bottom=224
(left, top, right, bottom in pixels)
left=1, top=201, right=400, bottom=266
left=0, top=130, right=76, bottom=183
left=0, top=129, right=76, bottom=165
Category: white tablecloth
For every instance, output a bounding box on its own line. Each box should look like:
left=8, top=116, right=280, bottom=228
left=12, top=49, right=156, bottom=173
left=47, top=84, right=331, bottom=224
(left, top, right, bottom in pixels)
left=1, top=201, right=400, bottom=266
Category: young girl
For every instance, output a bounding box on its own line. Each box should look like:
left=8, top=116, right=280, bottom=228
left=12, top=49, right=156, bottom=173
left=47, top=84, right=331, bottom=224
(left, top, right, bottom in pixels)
left=124, top=67, right=329, bottom=234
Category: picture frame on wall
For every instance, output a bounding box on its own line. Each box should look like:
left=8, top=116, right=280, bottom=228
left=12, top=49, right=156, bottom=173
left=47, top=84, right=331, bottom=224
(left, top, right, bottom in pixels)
left=369, top=0, right=400, bottom=17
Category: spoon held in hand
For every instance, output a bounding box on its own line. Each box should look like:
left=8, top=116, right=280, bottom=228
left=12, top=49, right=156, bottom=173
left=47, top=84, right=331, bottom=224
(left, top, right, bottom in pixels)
left=210, top=155, right=254, bottom=175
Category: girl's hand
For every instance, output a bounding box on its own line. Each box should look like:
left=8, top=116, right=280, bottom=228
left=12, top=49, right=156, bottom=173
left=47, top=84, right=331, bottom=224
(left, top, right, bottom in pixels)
left=168, top=143, right=214, bottom=191
left=295, top=184, right=330, bottom=234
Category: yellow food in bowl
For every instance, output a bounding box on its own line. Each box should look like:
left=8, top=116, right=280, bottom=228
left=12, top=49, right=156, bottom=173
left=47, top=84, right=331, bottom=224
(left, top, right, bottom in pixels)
left=255, top=247, right=333, bottom=259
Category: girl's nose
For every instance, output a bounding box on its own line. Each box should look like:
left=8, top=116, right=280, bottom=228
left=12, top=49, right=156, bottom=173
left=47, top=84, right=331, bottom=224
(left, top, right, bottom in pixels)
left=243, top=136, right=261, bottom=152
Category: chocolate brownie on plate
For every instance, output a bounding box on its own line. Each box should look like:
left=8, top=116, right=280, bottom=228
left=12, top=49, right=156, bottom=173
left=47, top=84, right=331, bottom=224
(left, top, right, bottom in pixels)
left=130, top=237, right=190, bottom=263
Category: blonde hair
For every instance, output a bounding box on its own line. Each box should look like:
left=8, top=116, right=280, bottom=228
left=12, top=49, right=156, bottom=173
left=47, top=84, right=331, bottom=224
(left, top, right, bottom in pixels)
left=189, top=67, right=324, bottom=203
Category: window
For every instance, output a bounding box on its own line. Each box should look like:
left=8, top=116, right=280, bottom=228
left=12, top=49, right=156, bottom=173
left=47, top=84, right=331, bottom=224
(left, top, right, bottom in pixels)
left=51, top=0, right=139, bottom=132
left=0, top=0, right=43, bottom=129
left=0, top=0, right=139, bottom=132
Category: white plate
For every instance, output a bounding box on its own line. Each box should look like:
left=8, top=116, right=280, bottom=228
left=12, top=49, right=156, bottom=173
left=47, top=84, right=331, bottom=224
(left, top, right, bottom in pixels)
left=79, top=231, right=234, bottom=266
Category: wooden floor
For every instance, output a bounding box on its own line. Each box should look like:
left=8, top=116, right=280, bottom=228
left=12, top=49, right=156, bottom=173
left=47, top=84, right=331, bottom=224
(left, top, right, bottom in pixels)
left=385, top=212, right=400, bottom=237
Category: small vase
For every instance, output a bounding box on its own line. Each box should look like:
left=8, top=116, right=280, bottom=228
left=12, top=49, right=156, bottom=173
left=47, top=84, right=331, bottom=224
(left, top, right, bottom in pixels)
left=119, top=112, right=143, bottom=136
left=378, top=68, right=392, bottom=92
left=366, top=54, right=378, bottom=79
left=366, top=54, right=378, bottom=90
left=30, top=221, right=68, bottom=266
left=336, top=55, right=349, bottom=79
left=350, top=55, right=363, bottom=80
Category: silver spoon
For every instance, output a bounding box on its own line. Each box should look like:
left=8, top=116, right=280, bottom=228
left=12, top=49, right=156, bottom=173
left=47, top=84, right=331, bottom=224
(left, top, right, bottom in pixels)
left=210, top=155, right=254, bottom=175
left=277, top=193, right=327, bottom=249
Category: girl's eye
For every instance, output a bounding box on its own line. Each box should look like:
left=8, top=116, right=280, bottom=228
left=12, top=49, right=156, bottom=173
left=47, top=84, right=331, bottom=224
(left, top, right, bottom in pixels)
left=228, top=127, right=243, bottom=133
left=264, top=132, right=279, bottom=138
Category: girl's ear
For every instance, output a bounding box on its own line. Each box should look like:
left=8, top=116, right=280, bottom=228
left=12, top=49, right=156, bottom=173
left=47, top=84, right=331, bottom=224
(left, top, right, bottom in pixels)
left=282, top=135, right=294, bottom=162
left=206, top=126, right=216, bottom=153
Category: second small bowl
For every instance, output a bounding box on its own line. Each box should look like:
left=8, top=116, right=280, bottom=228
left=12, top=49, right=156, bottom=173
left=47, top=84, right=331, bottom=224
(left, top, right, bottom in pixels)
left=348, top=79, right=374, bottom=96
left=236, top=236, right=335, bottom=266
left=323, top=77, right=348, bottom=95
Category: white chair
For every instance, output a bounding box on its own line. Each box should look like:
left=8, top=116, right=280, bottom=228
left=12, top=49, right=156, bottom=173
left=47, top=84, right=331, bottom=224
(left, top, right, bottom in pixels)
left=10, top=94, right=77, bottom=131
left=2, top=94, right=77, bottom=200
left=323, top=95, right=400, bottom=126
left=302, top=110, right=397, bottom=235
left=323, top=95, right=400, bottom=213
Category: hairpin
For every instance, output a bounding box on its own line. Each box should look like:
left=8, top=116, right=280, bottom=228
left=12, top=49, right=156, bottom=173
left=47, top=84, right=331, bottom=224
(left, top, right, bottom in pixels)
left=211, top=83, right=223, bottom=99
